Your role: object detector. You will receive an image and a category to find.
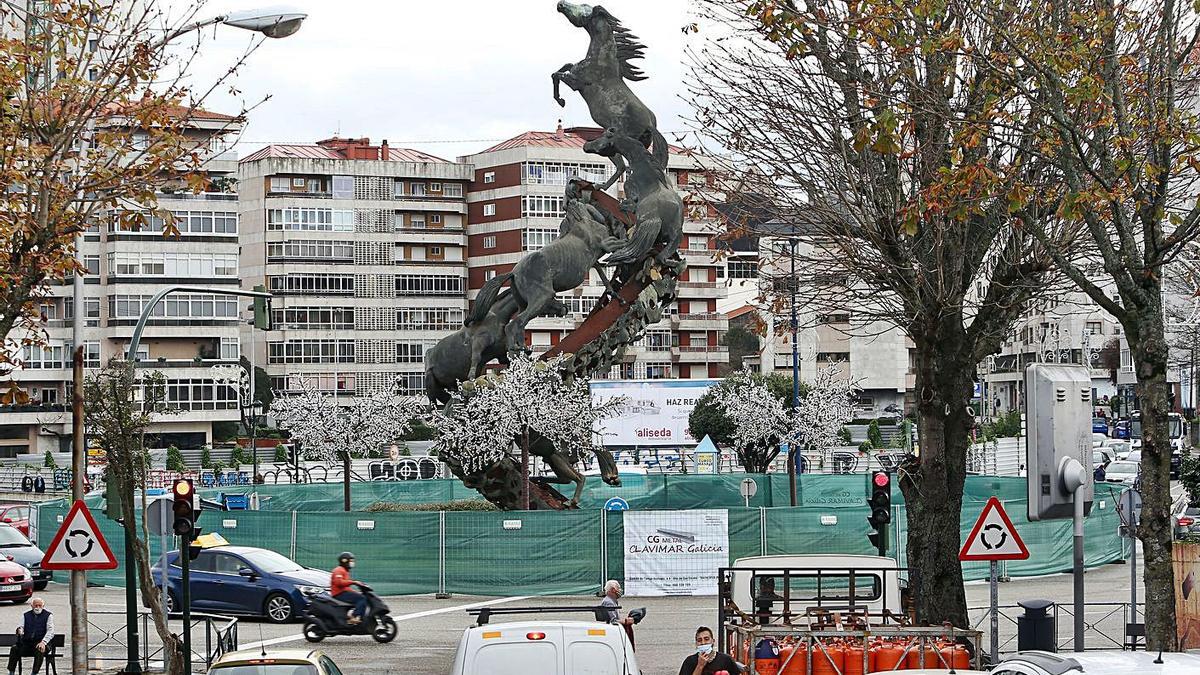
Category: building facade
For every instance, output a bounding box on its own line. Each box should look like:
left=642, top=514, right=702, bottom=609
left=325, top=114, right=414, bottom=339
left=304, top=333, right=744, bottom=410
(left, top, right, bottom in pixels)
left=238, top=137, right=473, bottom=399
left=459, top=125, right=730, bottom=379
left=2, top=110, right=244, bottom=456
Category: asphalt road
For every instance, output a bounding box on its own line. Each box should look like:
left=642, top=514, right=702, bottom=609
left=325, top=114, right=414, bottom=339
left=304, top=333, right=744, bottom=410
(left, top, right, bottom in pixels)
left=0, top=553, right=1145, bottom=674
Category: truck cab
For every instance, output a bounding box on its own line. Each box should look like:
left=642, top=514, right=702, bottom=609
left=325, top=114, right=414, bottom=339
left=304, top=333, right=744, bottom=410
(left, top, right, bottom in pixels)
left=725, top=554, right=904, bottom=626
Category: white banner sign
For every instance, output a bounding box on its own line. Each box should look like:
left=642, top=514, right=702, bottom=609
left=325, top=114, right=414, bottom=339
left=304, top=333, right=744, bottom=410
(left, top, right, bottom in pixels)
left=591, top=379, right=718, bottom=446
left=623, top=509, right=729, bottom=596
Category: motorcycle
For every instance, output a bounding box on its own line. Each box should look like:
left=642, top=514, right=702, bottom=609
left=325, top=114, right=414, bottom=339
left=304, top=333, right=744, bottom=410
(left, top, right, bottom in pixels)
left=302, top=583, right=398, bottom=644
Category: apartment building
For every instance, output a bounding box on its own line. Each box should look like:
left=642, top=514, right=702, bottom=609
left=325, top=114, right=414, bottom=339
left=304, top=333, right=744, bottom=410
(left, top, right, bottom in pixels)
left=744, top=221, right=913, bottom=416
left=238, top=137, right=473, bottom=398
left=459, top=125, right=729, bottom=379
left=2, top=109, right=244, bottom=456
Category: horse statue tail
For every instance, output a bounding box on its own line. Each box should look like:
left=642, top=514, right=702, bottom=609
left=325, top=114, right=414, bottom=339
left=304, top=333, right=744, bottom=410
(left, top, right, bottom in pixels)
left=605, top=217, right=662, bottom=264
left=650, top=128, right=669, bottom=170
left=465, top=271, right=514, bottom=326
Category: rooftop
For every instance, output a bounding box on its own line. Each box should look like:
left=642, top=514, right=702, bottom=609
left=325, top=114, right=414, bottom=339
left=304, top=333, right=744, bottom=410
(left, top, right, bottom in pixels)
left=476, top=124, right=686, bottom=156
left=241, top=136, right=450, bottom=164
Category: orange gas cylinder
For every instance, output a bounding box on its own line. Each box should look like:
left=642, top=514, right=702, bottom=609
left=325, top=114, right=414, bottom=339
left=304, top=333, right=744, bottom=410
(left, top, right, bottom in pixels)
left=939, top=644, right=970, bottom=670
left=781, top=644, right=808, bottom=675
left=755, top=639, right=782, bottom=675
left=869, top=643, right=902, bottom=673
left=811, top=642, right=845, bottom=675
left=843, top=643, right=874, bottom=675
left=905, top=644, right=940, bottom=669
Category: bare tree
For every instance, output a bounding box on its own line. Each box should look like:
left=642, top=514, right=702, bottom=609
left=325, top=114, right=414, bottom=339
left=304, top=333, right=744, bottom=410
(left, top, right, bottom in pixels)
left=688, top=0, right=1063, bottom=625
left=972, top=0, right=1200, bottom=646
left=84, top=359, right=183, bottom=673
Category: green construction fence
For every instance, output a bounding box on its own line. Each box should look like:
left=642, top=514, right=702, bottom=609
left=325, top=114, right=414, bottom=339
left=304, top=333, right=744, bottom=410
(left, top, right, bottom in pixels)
left=33, top=476, right=1130, bottom=596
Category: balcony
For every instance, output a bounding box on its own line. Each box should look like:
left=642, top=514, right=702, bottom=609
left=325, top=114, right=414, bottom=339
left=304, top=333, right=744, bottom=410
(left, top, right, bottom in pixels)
left=157, top=192, right=238, bottom=202
left=0, top=404, right=68, bottom=425
left=676, top=345, right=729, bottom=363
left=674, top=313, right=726, bottom=329
left=681, top=249, right=717, bottom=262
left=267, top=190, right=332, bottom=199
left=677, top=281, right=725, bottom=298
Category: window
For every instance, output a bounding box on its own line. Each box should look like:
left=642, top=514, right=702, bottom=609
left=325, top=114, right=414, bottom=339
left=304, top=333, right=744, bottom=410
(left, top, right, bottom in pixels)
left=522, top=194, right=564, bottom=218
left=483, top=236, right=497, bottom=249
left=270, top=307, right=355, bottom=330
left=522, top=160, right=611, bottom=186
left=410, top=215, right=426, bottom=229
left=108, top=294, right=237, bottom=321
left=395, top=274, right=464, bottom=296
left=267, top=274, right=355, bottom=295
left=484, top=269, right=498, bottom=281
left=332, top=175, right=354, bottom=199
left=267, top=207, right=353, bottom=232
left=84, top=255, right=100, bottom=276
left=411, top=183, right=427, bottom=197
left=483, top=171, right=495, bottom=184
left=267, top=240, right=355, bottom=262
left=817, top=352, right=850, bottom=363
left=643, top=331, right=672, bottom=351
left=429, top=246, right=443, bottom=256
left=396, top=343, right=426, bottom=363
left=267, top=339, right=355, bottom=364
left=430, top=183, right=442, bottom=192
left=646, top=363, right=672, bottom=379
left=220, top=337, right=238, bottom=360
left=307, top=178, right=322, bottom=193
left=108, top=209, right=236, bottom=236
left=523, top=228, right=558, bottom=251
left=159, top=377, right=238, bottom=411
left=393, top=180, right=405, bottom=197
left=443, top=183, right=463, bottom=198
left=483, top=203, right=496, bottom=217
left=107, top=252, right=237, bottom=278
left=1086, top=321, right=1103, bottom=336
left=396, top=307, right=464, bottom=329
left=688, top=236, right=709, bottom=251
left=819, top=313, right=850, bottom=324
left=430, top=214, right=442, bottom=224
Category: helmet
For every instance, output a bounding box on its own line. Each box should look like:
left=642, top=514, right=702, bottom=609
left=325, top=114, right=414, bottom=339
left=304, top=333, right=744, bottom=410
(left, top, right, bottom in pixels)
left=337, top=551, right=355, bottom=567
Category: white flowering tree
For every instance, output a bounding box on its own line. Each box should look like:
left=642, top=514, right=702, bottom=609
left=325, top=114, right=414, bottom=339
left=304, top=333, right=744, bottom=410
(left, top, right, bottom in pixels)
left=711, top=368, right=790, bottom=473
left=783, top=364, right=860, bottom=502
left=270, top=381, right=424, bottom=511
left=427, top=353, right=625, bottom=509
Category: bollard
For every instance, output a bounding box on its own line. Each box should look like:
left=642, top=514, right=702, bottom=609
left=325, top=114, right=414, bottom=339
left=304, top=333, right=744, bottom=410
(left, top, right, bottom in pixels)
left=1017, top=599, right=1056, bottom=652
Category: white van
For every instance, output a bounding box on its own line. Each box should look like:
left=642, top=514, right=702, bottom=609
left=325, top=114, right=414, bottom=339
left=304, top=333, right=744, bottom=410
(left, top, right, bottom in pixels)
left=728, top=554, right=904, bottom=623
left=450, top=620, right=640, bottom=675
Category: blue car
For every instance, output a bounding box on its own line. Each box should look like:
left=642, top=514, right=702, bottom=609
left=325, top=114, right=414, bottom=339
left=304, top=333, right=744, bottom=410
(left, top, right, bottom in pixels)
left=1092, top=417, right=1109, bottom=435
left=151, top=545, right=328, bottom=623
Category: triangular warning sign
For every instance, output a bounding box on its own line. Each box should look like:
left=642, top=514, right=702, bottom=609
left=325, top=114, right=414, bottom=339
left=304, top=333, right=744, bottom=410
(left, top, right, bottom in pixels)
left=41, top=500, right=118, bottom=571
left=959, top=496, right=1030, bottom=561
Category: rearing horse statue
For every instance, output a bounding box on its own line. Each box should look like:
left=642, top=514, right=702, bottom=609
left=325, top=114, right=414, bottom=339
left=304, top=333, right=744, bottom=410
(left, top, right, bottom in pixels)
left=553, top=1, right=669, bottom=179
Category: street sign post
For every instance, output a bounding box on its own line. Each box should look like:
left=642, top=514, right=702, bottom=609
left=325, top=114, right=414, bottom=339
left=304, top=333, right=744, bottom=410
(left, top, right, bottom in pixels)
left=40, top=500, right=118, bottom=571
left=960, top=497, right=1029, bottom=664
left=147, top=497, right=172, bottom=622
left=739, top=478, right=757, bottom=508
left=1117, top=488, right=1143, bottom=636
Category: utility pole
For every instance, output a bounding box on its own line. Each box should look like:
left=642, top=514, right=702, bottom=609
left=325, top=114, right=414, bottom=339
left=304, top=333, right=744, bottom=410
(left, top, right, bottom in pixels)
left=70, top=242, right=88, bottom=675
left=789, top=236, right=800, bottom=507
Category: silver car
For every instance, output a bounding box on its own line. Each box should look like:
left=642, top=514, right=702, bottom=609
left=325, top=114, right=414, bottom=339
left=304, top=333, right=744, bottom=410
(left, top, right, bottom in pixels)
left=1103, top=460, right=1139, bottom=485
left=1173, top=497, right=1200, bottom=540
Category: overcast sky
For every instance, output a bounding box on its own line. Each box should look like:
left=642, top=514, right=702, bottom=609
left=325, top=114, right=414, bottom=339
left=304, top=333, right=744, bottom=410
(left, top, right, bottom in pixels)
left=180, top=0, right=694, bottom=160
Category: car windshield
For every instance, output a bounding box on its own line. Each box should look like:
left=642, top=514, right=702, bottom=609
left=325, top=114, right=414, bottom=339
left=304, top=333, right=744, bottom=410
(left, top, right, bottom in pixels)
left=0, top=527, right=31, bottom=547
left=1130, top=417, right=1184, bottom=439
left=1092, top=452, right=1108, bottom=464
left=211, top=666, right=317, bottom=675
left=239, top=550, right=303, bottom=574
left=1093, top=418, right=1105, bottom=425
left=1109, top=461, right=1138, bottom=473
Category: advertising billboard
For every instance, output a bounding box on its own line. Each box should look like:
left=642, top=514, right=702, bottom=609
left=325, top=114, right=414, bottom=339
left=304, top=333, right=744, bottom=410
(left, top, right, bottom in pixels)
left=591, top=379, right=719, bottom=446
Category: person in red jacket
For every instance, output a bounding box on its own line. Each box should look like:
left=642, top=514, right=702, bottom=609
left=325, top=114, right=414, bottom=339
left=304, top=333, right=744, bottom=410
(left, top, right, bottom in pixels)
left=330, top=552, right=368, bottom=624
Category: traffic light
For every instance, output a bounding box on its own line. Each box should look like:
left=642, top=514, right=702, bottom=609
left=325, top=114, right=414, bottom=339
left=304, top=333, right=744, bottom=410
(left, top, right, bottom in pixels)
left=867, top=471, right=891, bottom=557
left=252, top=284, right=271, bottom=330
left=172, top=479, right=199, bottom=538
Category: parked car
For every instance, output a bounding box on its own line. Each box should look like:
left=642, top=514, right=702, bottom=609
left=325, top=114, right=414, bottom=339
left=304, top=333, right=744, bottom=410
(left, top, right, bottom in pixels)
left=210, top=648, right=345, bottom=675
left=1113, top=419, right=1131, bottom=439
left=0, top=558, right=33, bottom=605
left=1103, top=460, right=1140, bottom=485
left=1173, top=497, right=1200, bottom=540
left=999, top=650, right=1200, bottom=674
left=0, top=524, right=51, bottom=590
left=1092, top=449, right=1114, bottom=482
left=450, top=618, right=641, bottom=675
left=151, top=544, right=328, bottom=623
left=1103, top=440, right=1132, bottom=458
left=1092, top=417, right=1109, bottom=435
left=0, top=505, right=31, bottom=538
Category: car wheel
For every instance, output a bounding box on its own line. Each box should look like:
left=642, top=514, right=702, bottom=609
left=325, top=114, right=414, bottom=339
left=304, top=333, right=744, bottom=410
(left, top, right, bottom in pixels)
left=164, top=590, right=179, bottom=614
left=303, top=621, right=325, bottom=643
left=33, top=582, right=46, bottom=591
left=264, top=592, right=295, bottom=623
left=372, top=616, right=397, bottom=643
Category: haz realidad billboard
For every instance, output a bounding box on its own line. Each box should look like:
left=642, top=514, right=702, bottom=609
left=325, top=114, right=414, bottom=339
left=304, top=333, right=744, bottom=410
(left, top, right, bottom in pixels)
left=590, top=379, right=719, bottom=446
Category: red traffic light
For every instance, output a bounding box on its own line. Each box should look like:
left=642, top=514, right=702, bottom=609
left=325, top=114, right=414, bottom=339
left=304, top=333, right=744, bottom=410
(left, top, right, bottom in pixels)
left=873, top=472, right=890, bottom=487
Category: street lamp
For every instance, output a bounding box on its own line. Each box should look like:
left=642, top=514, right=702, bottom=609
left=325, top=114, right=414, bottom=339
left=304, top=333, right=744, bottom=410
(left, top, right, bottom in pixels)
left=153, top=7, right=308, bottom=48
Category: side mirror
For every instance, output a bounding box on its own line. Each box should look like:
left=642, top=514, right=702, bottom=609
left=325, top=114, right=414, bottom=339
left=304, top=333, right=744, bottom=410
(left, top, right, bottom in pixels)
left=237, top=567, right=257, bottom=578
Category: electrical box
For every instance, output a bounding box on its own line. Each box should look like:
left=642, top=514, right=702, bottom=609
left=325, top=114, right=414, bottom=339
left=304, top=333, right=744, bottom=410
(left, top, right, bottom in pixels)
left=1025, top=363, right=1094, bottom=521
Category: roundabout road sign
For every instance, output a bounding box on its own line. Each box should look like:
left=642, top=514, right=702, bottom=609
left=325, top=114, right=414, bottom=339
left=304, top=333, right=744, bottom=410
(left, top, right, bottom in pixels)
left=604, top=497, right=629, bottom=511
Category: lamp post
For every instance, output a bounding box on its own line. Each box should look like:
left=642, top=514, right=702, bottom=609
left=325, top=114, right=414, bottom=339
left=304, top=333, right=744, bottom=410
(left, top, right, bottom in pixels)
left=788, top=235, right=801, bottom=507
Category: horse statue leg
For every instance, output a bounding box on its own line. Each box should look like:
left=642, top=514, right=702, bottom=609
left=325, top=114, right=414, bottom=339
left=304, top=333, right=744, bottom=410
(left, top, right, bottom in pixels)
left=552, top=62, right=576, bottom=107
left=592, top=448, right=622, bottom=487
left=598, top=152, right=626, bottom=191
left=542, top=449, right=587, bottom=506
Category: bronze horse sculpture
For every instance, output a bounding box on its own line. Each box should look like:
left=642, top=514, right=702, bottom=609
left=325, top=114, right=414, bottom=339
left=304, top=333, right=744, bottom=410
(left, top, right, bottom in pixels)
left=584, top=128, right=683, bottom=265
left=424, top=295, right=517, bottom=406
left=553, top=0, right=668, bottom=184
left=466, top=194, right=625, bottom=353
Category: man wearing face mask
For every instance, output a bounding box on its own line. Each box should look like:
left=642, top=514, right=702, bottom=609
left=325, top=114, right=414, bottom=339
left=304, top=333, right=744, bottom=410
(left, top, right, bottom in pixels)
left=330, top=551, right=368, bottom=625
left=678, top=626, right=742, bottom=675
left=7, top=597, right=53, bottom=675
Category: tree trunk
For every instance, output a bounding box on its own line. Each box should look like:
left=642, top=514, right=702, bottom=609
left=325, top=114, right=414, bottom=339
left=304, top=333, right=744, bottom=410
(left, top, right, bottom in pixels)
left=1129, top=311, right=1178, bottom=651
left=899, top=334, right=972, bottom=628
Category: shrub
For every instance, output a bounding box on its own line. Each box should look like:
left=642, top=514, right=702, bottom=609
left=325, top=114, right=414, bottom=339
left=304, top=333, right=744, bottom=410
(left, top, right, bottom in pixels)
left=230, top=445, right=249, bottom=466
left=403, top=419, right=436, bottom=441
left=166, top=446, right=186, bottom=472
left=837, top=427, right=853, bottom=445
left=42, top=450, right=55, bottom=468
left=858, top=440, right=874, bottom=453
left=200, top=446, right=213, bottom=469
left=274, top=444, right=287, bottom=463
left=867, top=420, right=884, bottom=448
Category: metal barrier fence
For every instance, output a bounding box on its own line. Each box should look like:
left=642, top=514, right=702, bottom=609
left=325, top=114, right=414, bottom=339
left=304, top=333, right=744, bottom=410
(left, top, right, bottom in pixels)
left=86, top=610, right=237, bottom=670
left=968, top=602, right=1144, bottom=655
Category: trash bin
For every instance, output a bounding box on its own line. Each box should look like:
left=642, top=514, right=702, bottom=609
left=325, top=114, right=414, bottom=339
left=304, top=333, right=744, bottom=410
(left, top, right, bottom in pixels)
left=1017, top=599, right=1056, bottom=652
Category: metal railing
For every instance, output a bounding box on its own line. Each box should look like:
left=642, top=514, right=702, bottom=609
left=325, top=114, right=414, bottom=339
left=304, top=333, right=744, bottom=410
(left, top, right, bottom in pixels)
left=86, top=609, right=237, bottom=670
left=968, top=602, right=1144, bottom=655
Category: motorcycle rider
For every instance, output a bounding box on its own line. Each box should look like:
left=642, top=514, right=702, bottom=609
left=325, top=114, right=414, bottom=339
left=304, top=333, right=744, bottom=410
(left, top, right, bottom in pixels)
left=331, top=551, right=368, bottom=625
